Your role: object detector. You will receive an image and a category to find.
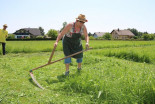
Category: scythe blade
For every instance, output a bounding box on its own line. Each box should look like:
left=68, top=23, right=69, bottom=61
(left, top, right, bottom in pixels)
left=30, top=71, right=44, bottom=89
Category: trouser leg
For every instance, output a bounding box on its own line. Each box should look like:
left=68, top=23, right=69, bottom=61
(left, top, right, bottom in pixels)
left=77, top=58, right=82, bottom=70
left=2, top=43, right=6, bottom=55
left=64, top=57, right=71, bottom=71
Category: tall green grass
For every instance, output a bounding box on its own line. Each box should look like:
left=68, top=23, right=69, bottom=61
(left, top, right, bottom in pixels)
left=90, top=40, right=155, bottom=49
left=1, top=41, right=62, bottom=54
left=0, top=40, right=155, bottom=103
left=0, top=52, right=154, bottom=103
left=63, top=54, right=155, bottom=103
left=90, top=46, right=155, bottom=64
left=0, top=40, right=155, bottom=53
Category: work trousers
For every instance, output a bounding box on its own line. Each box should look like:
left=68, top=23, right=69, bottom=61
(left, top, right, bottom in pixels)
left=1, top=43, right=6, bottom=55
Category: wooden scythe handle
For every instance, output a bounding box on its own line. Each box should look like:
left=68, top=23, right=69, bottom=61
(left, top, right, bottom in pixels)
left=29, top=47, right=92, bottom=72
left=48, top=45, right=57, bottom=64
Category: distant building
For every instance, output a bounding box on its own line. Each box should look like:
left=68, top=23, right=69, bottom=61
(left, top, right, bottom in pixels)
left=111, top=29, right=135, bottom=40
left=13, top=28, right=41, bottom=39
left=93, top=32, right=107, bottom=38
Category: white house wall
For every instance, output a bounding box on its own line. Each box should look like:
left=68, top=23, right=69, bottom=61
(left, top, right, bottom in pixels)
left=15, top=35, right=30, bottom=39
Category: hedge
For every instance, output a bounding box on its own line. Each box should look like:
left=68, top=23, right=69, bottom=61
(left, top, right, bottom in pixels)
left=6, top=38, right=55, bottom=41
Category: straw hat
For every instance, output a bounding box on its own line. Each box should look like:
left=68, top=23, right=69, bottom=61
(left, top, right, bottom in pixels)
left=3, top=24, right=8, bottom=27
left=76, top=14, right=88, bottom=22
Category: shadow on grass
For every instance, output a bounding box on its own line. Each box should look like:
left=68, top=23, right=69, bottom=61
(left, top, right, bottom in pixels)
left=45, top=74, right=66, bottom=84
left=28, top=78, right=42, bottom=89
left=28, top=71, right=82, bottom=89
left=45, top=71, right=82, bottom=85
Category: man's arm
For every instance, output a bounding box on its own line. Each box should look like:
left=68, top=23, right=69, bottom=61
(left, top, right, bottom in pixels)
left=83, top=25, right=89, bottom=48
left=6, top=31, right=8, bottom=38
left=54, top=23, right=72, bottom=46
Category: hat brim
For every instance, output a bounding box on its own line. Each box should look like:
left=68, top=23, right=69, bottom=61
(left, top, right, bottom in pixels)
left=76, top=18, right=88, bottom=22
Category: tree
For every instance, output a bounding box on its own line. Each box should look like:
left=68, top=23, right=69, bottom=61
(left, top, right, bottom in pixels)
left=128, top=28, right=139, bottom=36
left=88, top=32, right=93, bottom=36
left=39, top=27, right=45, bottom=36
left=60, top=22, right=67, bottom=32
left=143, top=31, right=148, bottom=34
left=103, top=33, right=111, bottom=40
left=138, top=32, right=143, bottom=37
left=143, top=34, right=150, bottom=40
left=46, top=29, right=58, bottom=39
left=149, top=34, right=155, bottom=40
left=142, top=34, right=154, bottom=40
left=127, top=28, right=152, bottom=38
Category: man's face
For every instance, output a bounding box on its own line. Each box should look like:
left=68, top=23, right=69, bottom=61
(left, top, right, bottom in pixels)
left=3, top=26, right=7, bottom=30
left=77, top=21, right=85, bottom=27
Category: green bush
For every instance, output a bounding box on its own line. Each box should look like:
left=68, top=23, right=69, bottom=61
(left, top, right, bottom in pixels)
left=103, top=33, right=111, bottom=40
left=6, top=38, right=53, bottom=41
left=7, top=34, right=15, bottom=39
left=142, top=34, right=154, bottom=40
left=46, top=29, right=58, bottom=40
left=36, top=36, right=44, bottom=39
left=149, top=34, right=155, bottom=40
left=133, top=36, right=138, bottom=39
left=89, top=36, right=95, bottom=40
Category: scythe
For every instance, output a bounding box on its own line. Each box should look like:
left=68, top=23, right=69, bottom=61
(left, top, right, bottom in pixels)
left=29, top=46, right=92, bottom=89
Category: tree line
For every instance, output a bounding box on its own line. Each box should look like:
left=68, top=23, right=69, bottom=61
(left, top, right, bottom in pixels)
left=7, top=22, right=155, bottom=41
left=127, top=28, right=154, bottom=40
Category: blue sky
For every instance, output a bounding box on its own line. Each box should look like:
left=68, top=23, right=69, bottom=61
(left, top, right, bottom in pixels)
left=1, top=0, right=155, bottom=34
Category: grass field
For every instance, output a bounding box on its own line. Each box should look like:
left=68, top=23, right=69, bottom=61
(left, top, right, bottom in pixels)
left=0, top=40, right=155, bottom=53
left=0, top=40, right=155, bottom=104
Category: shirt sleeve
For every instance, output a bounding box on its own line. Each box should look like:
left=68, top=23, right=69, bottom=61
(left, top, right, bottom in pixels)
left=6, top=31, right=8, bottom=37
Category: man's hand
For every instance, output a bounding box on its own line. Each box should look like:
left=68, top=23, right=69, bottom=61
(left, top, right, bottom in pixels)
left=54, top=42, right=58, bottom=47
left=86, top=42, right=89, bottom=49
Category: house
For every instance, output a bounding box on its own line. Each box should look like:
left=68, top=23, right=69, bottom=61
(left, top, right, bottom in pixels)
left=111, top=29, right=135, bottom=40
left=93, top=32, right=107, bottom=38
left=13, top=28, right=41, bottom=39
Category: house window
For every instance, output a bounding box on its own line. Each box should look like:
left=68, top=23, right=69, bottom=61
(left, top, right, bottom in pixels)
left=17, top=36, right=22, bottom=39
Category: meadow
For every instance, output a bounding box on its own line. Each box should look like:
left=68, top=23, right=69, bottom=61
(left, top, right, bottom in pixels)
left=1, top=40, right=155, bottom=53
left=0, top=40, right=155, bottom=104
